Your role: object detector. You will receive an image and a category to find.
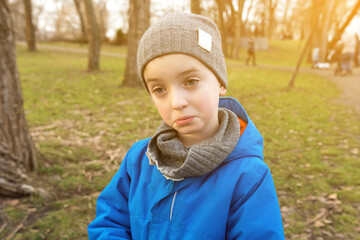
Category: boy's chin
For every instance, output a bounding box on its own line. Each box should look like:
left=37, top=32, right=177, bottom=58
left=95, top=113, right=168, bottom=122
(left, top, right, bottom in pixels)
left=174, top=125, right=202, bottom=136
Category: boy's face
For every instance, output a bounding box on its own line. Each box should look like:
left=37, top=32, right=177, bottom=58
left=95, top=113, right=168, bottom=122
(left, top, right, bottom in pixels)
left=144, top=54, right=226, bottom=146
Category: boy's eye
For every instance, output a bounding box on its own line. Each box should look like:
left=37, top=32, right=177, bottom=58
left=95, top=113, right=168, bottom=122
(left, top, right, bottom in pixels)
left=185, top=79, right=199, bottom=86
left=153, top=87, right=166, bottom=94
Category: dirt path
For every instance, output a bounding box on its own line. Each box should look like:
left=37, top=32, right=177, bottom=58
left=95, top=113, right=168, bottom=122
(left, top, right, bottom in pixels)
left=243, top=63, right=360, bottom=115
left=312, top=67, right=360, bottom=115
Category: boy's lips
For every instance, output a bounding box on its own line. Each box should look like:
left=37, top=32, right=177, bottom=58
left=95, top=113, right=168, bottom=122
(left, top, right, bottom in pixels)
left=175, top=116, right=194, bottom=125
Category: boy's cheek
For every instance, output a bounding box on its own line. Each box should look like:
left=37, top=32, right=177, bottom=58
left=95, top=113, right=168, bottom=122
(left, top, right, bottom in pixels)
left=154, top=103, right=169, bottom=120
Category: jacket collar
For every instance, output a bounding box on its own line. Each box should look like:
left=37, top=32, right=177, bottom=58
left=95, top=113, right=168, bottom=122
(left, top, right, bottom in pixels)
left=219, top=97, right=264, bottom=163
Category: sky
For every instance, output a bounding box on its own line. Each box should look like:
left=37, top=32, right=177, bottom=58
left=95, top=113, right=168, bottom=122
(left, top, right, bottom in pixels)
left=32, top=0, right=360, bottom=40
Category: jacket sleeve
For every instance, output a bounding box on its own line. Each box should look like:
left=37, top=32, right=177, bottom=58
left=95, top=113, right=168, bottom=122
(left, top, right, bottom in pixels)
left=88, top=153, right=132, bottom=240
left=226, top=163, right=285, bottom=240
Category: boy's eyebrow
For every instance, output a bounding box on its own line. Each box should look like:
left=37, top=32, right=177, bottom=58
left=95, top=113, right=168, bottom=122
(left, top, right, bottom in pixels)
left=178, top=68, right=200, bottom=76
left=146, top=78, right=161, bottom=84
left=146, top=68, right=200, bottom=84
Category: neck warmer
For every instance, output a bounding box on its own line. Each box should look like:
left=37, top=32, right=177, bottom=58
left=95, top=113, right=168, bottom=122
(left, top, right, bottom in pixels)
left=146, top=108, right=240, bottom=181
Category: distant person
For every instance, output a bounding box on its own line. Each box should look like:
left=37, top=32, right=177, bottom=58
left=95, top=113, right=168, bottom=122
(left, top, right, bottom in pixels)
left=339, top=31, right=356, bottom=75
left=333, top=40, right=344, bottom=75
left=246, top=35, right=256, bottom=66
left=312, top=48, right=320, bottom=68
left=88, top=12, right=284, bottom=239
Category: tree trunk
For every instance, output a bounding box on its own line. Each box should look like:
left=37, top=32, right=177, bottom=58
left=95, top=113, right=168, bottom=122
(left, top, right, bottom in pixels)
left=23, top=0, right=36, bottom=51
left=122, top=0, right=150, bottom=88
left=288, top=0, right=319, bottom=89
left=74, top=0, right=87, bottom=42
left=282, top=0, right=290, bottom=27
left=307, top=0, right=319, bottom=63
left=260, top=0, right=267, bottom=37
left=231, top=0, right=245, bottom=59
left=83, top=0, right=100, bottom=72
left=287, top=34, right=311, bottom=89
left=328, top=0, right=360, bottom=50
left=319, top=1, right=333, bottom=62
left=268, top=0, right=278, bottom=40
left=0, top=0, right=37, bottom=197
left=97, top=1, right=108, bottom=41
left=215, top=0, right=228, bottom=57
left=191, top=0, right=201, bottom=14
left=243, top=0, right=254, bottom=32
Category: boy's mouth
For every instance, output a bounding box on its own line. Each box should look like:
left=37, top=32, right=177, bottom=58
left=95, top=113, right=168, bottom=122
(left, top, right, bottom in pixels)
left=175, top=116, right=194, bottom=126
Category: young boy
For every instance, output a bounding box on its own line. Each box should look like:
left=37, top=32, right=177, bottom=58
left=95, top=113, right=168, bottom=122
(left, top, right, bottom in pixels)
left=88, top=12, right=284, bottom=239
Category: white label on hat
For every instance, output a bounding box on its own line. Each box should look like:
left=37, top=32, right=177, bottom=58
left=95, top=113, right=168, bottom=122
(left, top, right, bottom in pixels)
left=197, top=28, right=212, bottom=52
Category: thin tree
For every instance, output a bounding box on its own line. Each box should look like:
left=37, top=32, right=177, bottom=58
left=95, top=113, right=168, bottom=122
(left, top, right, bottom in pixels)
left=83, top=0, right=101, bottom=71
left=328, top=0, right=360, bottom=50
left=74, top=0, right=87, bottom=42
left=318, top=1, right=334, bottom=62
left=242, top=0, right=254, bottom=31
left=122, top=0, right=150, bottom=87
left=287, top=0, right=319, bottom=89
left=231, top=0, right=245, bottom=59
left=215, top=0, right=228, bottom=57
left=23, top=0, right=36, bottom=51
left=96, top=0, right=109, bottom=41
left=0, top=0, right=37, bottom=197
left=268, top=0, right=279, bottom=40
left=287, top=33, right=312, bottom=89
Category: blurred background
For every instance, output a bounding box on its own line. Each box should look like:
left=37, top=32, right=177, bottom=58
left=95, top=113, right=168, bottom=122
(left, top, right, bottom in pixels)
left=0, top=0, right=359, bottom=239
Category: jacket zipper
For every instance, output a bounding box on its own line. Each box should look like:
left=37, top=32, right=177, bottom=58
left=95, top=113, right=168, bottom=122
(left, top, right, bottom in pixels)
left=170, top=191, right=177, bottom=221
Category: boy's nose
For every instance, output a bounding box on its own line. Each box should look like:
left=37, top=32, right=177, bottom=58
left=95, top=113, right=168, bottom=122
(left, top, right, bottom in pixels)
left=171, top=89, right=188, bottom=110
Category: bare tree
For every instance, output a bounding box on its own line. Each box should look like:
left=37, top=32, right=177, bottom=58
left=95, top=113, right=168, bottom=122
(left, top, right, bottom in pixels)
left=191, top=0, right=201, bottom=14
left=328, top=0, right=360, bottom=50
left=23, top=0, right=36, bottom=51
left=215, top=0, right=228, bottom=57
left=231, top=0, right=245, bottom=59
left=8, top=0, right=25, bottom=41
left=288, top=0, right=320, bottom=89
left=268, top=0, right=279, bottom=39
left=0, top=0, right=37, bottom=197
left=74, top=0, right=87, bottom=41
left=122, top=0, right=150, bottom=87
left=96, top=0, right=108, bottom=41
left=318, top=1, right=334, bottom=62
left=83, top=0, right=101, bottom=71
left=242, top=0, right=254, bottom=31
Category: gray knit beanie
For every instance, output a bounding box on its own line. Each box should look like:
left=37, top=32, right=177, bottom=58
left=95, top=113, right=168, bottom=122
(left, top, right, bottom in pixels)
left=137, top=12, right=227, bottom=92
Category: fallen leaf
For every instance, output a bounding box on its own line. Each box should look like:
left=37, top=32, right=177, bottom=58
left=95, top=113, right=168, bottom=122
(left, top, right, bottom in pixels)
left=6, top=199, right=20, bottom=206
left=314, top=220, right=325, bottom=227
left=335, top=233, right=346, bottom=238
left=281, top=206, right=291, bottom=213
left=321, top=230, right=332, bottom=237
left=328, top=193, right=337, bottom=200
left=323, top=218, right=332, bottom=224
left=350, top=148, right=359, bottom=155
left=306, top=175, right=315, bottom=180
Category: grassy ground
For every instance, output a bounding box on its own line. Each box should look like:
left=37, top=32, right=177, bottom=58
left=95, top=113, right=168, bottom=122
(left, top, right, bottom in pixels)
left=0, top=41, right=359, bottom=239
left=38, top=40, right=127, bottom=54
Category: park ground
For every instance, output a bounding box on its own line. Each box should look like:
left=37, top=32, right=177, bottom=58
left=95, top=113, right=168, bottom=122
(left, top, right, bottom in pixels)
left=0, top=40, right=359, bottom=239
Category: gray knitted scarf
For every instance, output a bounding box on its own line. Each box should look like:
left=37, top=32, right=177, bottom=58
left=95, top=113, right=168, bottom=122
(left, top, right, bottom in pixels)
left=146, top=108, right=240, bottom=181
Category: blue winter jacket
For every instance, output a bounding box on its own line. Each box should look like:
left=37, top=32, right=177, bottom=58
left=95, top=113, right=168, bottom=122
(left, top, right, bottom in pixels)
left=88, top=97, right=285, bottom=239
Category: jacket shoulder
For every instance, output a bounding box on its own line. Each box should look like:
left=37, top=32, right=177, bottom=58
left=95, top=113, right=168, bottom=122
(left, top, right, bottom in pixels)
left=128, top=138, right=150, bottom=152
left=122, top=138, right=151, bottom=167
